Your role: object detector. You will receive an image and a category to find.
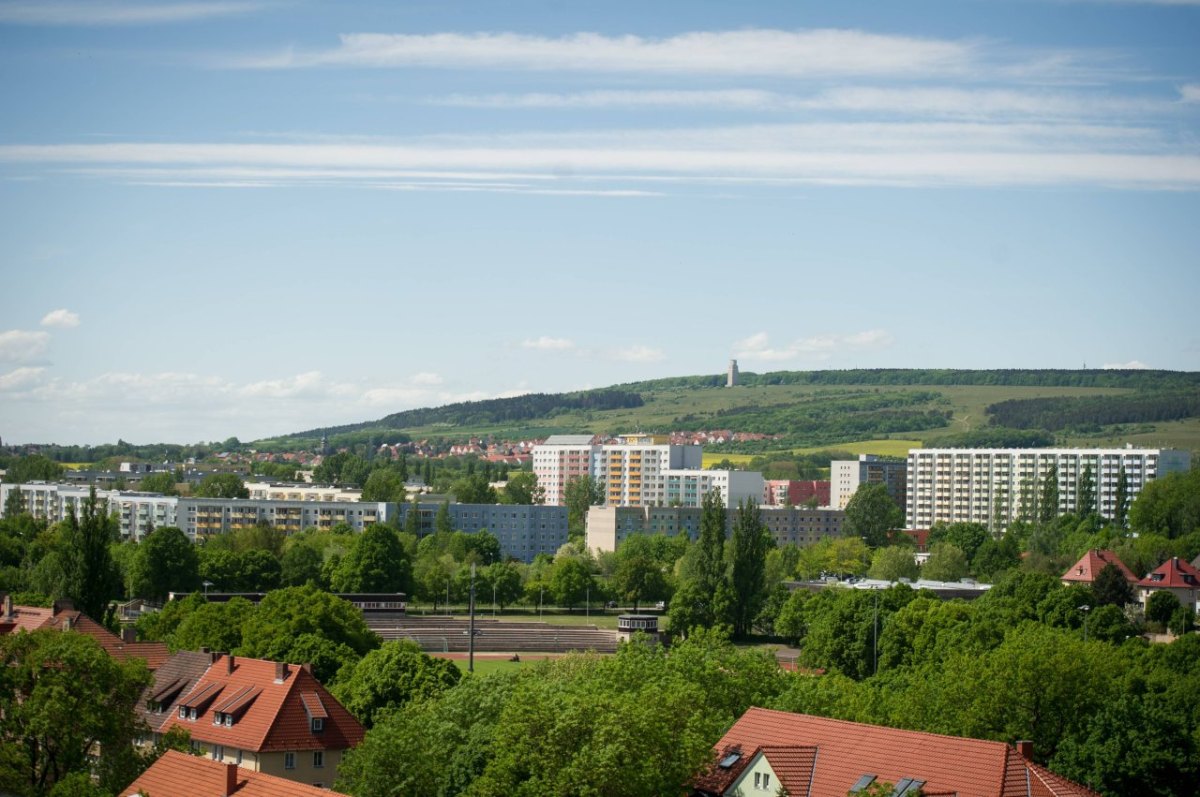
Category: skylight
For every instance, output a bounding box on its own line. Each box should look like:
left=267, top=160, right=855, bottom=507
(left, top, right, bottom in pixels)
left=718, top=753, right=741, bottom=769
left=850, top=774, right=878, bottom=793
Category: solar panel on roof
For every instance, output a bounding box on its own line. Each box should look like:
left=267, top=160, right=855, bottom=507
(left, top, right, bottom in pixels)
left=718, top=753, right=741, bottom=769
left=850, top=774, right=878, bottom=793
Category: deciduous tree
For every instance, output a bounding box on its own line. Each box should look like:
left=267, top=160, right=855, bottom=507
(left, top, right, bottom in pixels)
left=333, top=640, right=461, bottom=728
left=844, top=483, right=903, bottom=548
left=129, top=526, right=200, bottom=602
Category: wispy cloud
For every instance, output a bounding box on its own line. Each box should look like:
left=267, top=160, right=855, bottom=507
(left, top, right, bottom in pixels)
left=0, top=1, right=263, bottom=26
left=436, top=86, right=1177, bottom=120
left=733, top=330, right=893, bottom=362
left=1181, top=84, right=1200, bottom=103
left=1102, top=359, right=1151, bottom=369
left=0, top=330, right=50, bottom=362
left=610, top=345, right=666, bottom=363
left=522, top=336, right=575, bottom=351
left=3, top=125, right=1197, bottom=190
left=40, top=308, right=80, bottom=329
left=0, top=367, right=44, bottom=391
left=227, top=29, right=976, bottom=77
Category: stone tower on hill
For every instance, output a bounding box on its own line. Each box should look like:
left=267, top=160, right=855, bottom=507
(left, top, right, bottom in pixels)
left=727, top=359, right=739, bottom=387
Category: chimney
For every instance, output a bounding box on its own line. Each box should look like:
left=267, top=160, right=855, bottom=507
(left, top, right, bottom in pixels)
left=1016, top=740, right=1033, bottom=761
left=275, top=661, right=288, bottom=682
left=223, top=761, right=238, bottom=797
left=301, top=662, right=312, bottom=675
left=121, top=627, right=136, bottom=644
left=225, top=654, right=235, bottom=675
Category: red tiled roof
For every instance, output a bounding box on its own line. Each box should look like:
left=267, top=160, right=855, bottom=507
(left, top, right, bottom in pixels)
left=300, top=691, right=328, bottom=720
left=1138, top=557, right=1200, bottom=589
left=42, top=610, right=170, bottom=670
left=123, top=749, right=349, bottom=797
left=1061, top=550, right=1137, bottom=585
left=160, top=654, right=364, bottom=754
left=694, top=708, right=1101, bottom=797
left=760, top=746, right=817, bottom=797
left=0, top=604, right=54, bottom=634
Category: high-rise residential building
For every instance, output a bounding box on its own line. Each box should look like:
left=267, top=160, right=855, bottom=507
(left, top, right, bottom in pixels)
left=586, top=504, right=844, bottom=553
left=905, top=446, right=1191, bottom=531
left=530, top=434, right=597, bottom=506
left=829, top=455, right=908, bottom=510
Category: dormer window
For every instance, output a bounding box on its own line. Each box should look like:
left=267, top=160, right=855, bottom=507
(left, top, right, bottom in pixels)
left=311, top=717, right=324, bottom=733
left=178, top=706, right=187, bottom=720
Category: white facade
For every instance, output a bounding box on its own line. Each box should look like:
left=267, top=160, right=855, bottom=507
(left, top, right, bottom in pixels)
left=532, top=433, right=708, bottom=508
left=905, top=446, right=1191, bottom=531
left=830, top=455, right=908, bottom=510
left=0, top=482, right=178, bottom=541
left=662, top=468, right=764, bottom=509
left=244, top=482, right=362, bottom=502
left=530, top=435, right=596, bottom=506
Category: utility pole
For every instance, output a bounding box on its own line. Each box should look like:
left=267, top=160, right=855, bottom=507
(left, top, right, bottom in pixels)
left=468, top=563, right=476, bottom=674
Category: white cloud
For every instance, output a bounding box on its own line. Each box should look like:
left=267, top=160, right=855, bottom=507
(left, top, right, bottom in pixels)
left=734, top=330, right=892, bottom=362
left=0, top=1, right=262, bottom=26
left=436, top=87, right=1174, bottom=120
left=0, top=367, right=45, bottom=391
left=1102, top=360, right=1151, bottom=369
left=231, top=29, right=975, bottom=77
left=0, top=330, right=50, bottom=362
left=1181, top=84, right=1200, bottom=103
left=611, top=345, right=665, bottom=363
left=411, top=371, right=443, bottom=386
left=3, top=125, right=1199, bottom=191
left=40, top=308, right=80, bottom=328
left=522, top=336, right=575, bottom=351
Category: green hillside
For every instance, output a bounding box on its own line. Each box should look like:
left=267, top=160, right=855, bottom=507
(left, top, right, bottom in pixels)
left=252, top=369, right=1200, bottom=458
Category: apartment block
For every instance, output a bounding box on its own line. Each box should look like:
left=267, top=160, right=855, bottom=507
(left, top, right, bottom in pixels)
left=764, top=480, right=831, bottom=507
left=587, top=505, right=844, bottom=553
left=177, top=498, right=390, bottom=539
left=244, top=482, right=362, bottom=502
left=0, top=482, right=178, bottom=541
left=905, top=446, right=1191, bottom=531
left=830, top=455, right=908, bottom=510
left=530, top=434, right=597, bottom=506
left=395, top=502, right=568, bottom=563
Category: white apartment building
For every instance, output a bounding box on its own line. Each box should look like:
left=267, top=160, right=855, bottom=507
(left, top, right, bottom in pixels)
left=905, top=446, right=1191, bottom=531
left=530, top=434, right=596, bottom=506
left=534, top=433, right=735, bottom=508
left=244, top=482, right=362, bottom=502
left=0, top=482, right=178, bottom=541
left=830, top=455, right=908, bottom=510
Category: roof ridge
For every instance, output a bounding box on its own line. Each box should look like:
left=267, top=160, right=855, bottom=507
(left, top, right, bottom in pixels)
left=744, top=707, right=1008, bottom=750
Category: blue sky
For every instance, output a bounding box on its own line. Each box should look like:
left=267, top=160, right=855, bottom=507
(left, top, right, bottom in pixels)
left=1, top=0, right=1198, bottom=445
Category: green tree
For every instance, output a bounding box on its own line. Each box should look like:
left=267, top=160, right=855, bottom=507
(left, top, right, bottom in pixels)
left=129, top=526, right=200, bottom=602
left=1168, top=604, right=1195, bottom=636
left=549, top=555, right=594, bottom=611
left=138, top=471, right=178, bottom=496
left=1051, top=694, right=1199, bottom=797
left=450, top=473, right=498, bottom=504
left=564, top=475, right=603, bottom=539
left=238, top=585, right=379, bottom=663
left=332, top=640, right=461, bottom=728
left=1146, top=590, right=1180, bottom=627
left=922, top=542, right=970, bottom=582
left=62, top=487, right=121, bottom=621
left=927, top=522, right=989, bottom=564
left=844, top=483, right=903, bottom=548
left=330, top=524, right=411, bottom=593
left=3, top=455, right=64, bottom=483
left=1129, top=469, right=1200, bottom=539
left=0, top=629, right=151, bottom=796
left=193, top=473, right=249, bottom=499
left=280, top=542, right=323, bottom=587
left=435, top=500, right=454, bottom=534
left=695, top=489, right=728, bottom=594
left=403, top=497, right=422, bottom=536
left=611, top=535, right=669, bottom=611
left=1113, top=466, right=1130, bottom=529
left=482, top=561, right=523, bottom=610
left=729, top=500, right=771, bottom=638
left=774, top=589, right=810, bottom=645
left=362, top=469, right=405, bottom=502
left=1077, top=464, right=1097, bottom=518
left=169, top=597, right=253, bottom=653
left=500, top=471, right=544, bottom=505
left=1091, top=562, right=1134, bottom=608
left=1040, top=464, right=1060, bottom=523
left=868, top=546, right=920, bottom=582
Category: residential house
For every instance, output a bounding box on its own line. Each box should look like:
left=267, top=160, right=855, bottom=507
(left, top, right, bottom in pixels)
left=136, top=650, right=216, bottom=745
left=1138, top=557, right=1200, bottom=614
left=1061, top=549, right=1138, bottom=588
left=159, top=653, right=364, bottom=789
left=0, top=596, right=169, bottom=670
left=122, top=749, right=351, bottom=797
left=692, top=707, right=1100, bottom=797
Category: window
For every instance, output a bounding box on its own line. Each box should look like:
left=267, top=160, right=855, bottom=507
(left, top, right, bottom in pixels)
left=763, top=773, right=771, bottom=789
left=754, top=773, right=761, bottom=788
left=225, top=714, right=233, bottom=727
left=311, top=716, right=324, bottom=732
left=236, top=749, right=243, bottom=765
left=212, top=745, right=224, bottom=761
left=313, top=751, right=324, bottom=768
left=284, top=752, right=295, bottom=770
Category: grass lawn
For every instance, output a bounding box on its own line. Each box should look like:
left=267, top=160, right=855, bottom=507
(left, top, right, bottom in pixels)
left=446, top=657, right=529, bottom=676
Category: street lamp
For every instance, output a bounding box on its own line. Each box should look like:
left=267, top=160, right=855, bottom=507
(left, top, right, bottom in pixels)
left=539, top=587, right=544, bottom=620
left=1080, top=604, right=1092, bottom=642
left=202, top=580, right=214, bottom=598
left=493, top=581, right=497, bottom=618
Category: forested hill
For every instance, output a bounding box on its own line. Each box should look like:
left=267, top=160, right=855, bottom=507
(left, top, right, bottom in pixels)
left=618, top=368, right=1200, bottom=391
left=256, top=368, right=1200, bottom=453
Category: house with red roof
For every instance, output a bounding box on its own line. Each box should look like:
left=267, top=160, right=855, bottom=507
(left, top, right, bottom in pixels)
left=692, top=707, right=1100, bottom=797
left=1061, top=549, right=1138, bottom=588
left=1137, top=557, right=1200, bottom=614
left=159, top=653, right=364, bottom=789
left=122, top=749, right=351, bottom=797
left=137, top=649, right=217, bottom=744
left=0, top=595, right=169, bottom=670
